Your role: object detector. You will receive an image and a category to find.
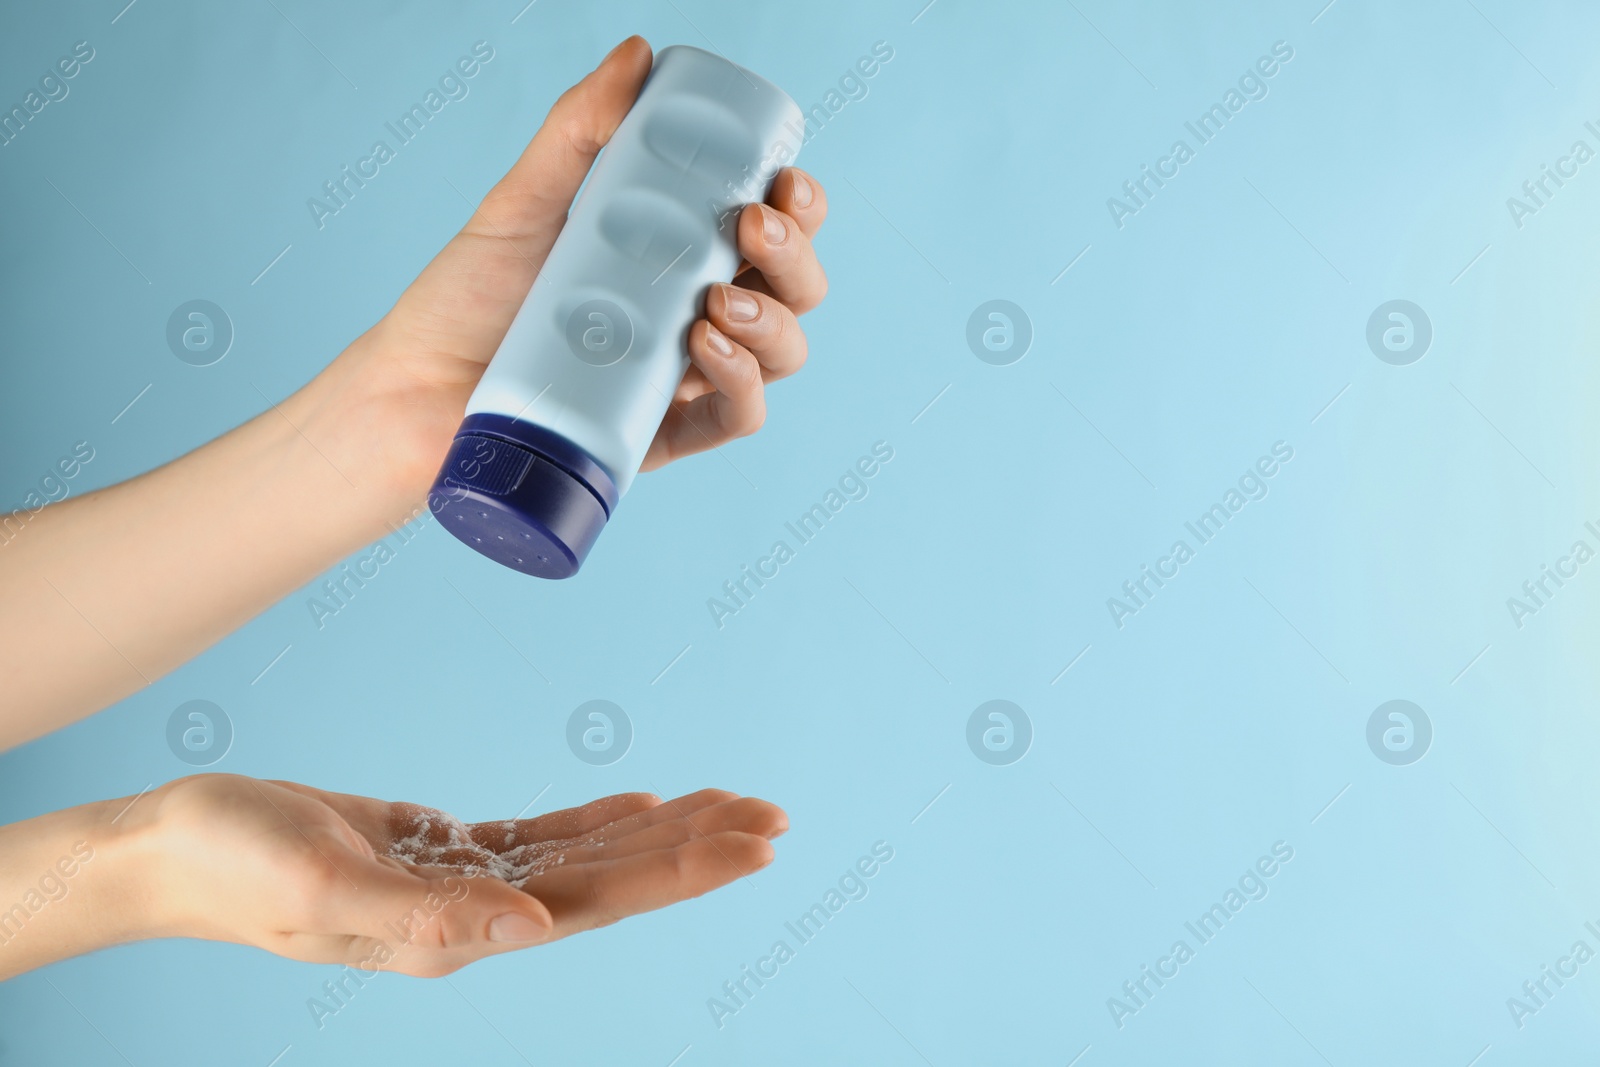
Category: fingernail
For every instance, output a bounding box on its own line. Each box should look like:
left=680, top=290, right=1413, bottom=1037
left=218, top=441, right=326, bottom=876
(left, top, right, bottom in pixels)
left=721, top=285, right=759, bottom=322
left=704, top=323, right=734, bottom=357
left=790, top=172, right=813, bottom=208
left=760, top=205, right=788, bottom=246
left=488, top=913, right=547, bottom=943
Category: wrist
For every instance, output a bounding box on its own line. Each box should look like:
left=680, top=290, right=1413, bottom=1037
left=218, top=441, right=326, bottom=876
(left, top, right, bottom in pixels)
left=286, top=325, right=467, bottom=541
left=90, top=784, right=193, bottom=942
left=0, top=792, right=172, bottom=977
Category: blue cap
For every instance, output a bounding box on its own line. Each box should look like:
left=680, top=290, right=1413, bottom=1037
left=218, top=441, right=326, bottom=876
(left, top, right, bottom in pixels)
left=428, top=414, right=620, bottom=580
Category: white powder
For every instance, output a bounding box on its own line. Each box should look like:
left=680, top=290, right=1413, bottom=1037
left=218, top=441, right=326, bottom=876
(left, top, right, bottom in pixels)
left=384, top=805, right=599, bottom=888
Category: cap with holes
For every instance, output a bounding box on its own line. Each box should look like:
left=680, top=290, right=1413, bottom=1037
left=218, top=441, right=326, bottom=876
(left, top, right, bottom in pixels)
left=428, top=414, right=619, bottom=580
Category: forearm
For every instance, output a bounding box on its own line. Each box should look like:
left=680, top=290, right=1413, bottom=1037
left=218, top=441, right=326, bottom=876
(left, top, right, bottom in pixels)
left=0, top=791, right=165, bottom=979
left=0, top=336, right=433, bottom=748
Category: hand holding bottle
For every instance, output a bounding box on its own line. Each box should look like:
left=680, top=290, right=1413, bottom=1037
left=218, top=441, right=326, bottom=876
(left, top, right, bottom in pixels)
left=0, top=35, right=828, bottom=742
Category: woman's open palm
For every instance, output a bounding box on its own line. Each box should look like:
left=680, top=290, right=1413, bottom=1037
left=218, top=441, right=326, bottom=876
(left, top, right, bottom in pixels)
left=144, top=775, right=784, bottom=977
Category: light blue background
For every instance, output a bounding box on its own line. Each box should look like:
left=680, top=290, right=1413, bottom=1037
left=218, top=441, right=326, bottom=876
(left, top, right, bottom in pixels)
left=4, top=0, right=1600, bottom=1062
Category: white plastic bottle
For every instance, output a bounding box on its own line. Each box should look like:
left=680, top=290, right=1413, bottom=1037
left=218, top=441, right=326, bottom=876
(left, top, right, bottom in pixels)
left=429, top=45, right=803, bottom=578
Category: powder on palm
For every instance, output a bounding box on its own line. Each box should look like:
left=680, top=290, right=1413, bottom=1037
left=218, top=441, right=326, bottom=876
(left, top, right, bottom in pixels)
left=384, top=805, right=595, bottom=888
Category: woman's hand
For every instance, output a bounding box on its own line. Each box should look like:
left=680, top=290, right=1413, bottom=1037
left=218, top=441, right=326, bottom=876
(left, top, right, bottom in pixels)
left=0, top=34, right=827, bottom=743
left=338, top=33, right=830, bottom=506
left=0, top=775, right=785, bottom=980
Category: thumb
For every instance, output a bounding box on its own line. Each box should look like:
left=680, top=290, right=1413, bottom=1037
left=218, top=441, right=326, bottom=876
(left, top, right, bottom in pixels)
left=459, top=35, right=652, bottom=269
left=325, top=862, right=555, bottom=975
left=384, top=36, right=652, bottom=377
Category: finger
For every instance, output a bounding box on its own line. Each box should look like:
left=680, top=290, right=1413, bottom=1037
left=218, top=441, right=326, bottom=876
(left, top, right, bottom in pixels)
left=730, top=203, right=827, bottom=314
left=644, top=323, right=764, bottom=467
left=277, top=848, right=555, bottom=976
left=567, top=787, right=743, bottom=841
left=488, top=788, right=742, bottom=853
left=706, top=283, right=808, bottom=380
left=549, top=797, right=788, bottom=865
left=657, top=170, right=824, bottom=402
left=672, top=363, right=716, bottom=403
left=526, top=832, right=776, bottom=938
left=727, top=168, right=828, bottom=275
left=465, top=36, right=652, bottom=261
left=390, top=37, right=653, bottom=368
left=468, top=791, right=662, bottom=850
left=768, top=167, right=827, bottom=240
